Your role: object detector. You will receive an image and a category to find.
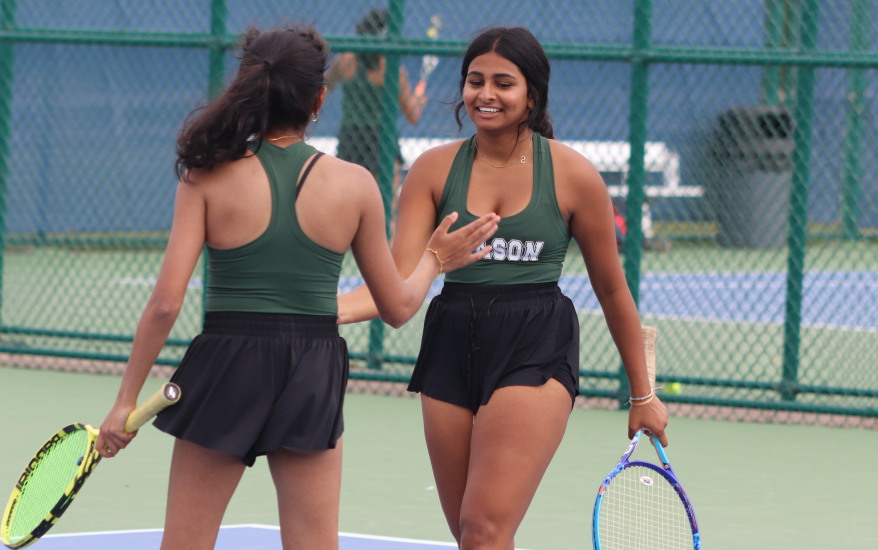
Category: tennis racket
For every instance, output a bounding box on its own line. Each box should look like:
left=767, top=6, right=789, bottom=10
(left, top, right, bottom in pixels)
left=418, top=14, right=442, bottom=84
left=592, top=327, right=701, bottom=549
left=1, top=382, right=181, bottom=549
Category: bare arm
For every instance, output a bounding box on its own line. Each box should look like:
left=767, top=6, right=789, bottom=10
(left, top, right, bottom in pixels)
left=325, top=53, right=357, bottom=92
left=555, top=143, right=669, bottom=446
left=338, top=144, right=477, bottom=324
left=345, top=158, right=496, bottom=327
left=96, top=179, right=206, bottom=456
left=398, top=65, right=427, bottom=124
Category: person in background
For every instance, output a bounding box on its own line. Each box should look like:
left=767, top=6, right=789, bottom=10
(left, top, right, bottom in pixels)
left=338, top=26, right=667, bottom=549
left=95, top=24, right=498, bottom=550
left=325, top=8, right=428, bottom=223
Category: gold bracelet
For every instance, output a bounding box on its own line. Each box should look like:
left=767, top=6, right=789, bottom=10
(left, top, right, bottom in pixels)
left=425, top=248, right=445, bottom=274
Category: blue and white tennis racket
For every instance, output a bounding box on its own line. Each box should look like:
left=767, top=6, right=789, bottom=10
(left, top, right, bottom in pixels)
left=592, top=430, right=700, bottom=549
left=592, top=326, right=700, bottom=549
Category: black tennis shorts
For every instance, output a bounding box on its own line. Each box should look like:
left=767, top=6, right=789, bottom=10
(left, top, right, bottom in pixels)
left=408, top=282, right=580, bottom=413
left=154, top=311, right=349, bottom=466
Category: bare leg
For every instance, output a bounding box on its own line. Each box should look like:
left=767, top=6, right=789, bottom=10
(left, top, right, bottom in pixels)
left=459, top=381, right=572, bottom=550
left=160, top=439, right=246, bottom=550
left=268, top=441, right=343, bottom=550
left=421, top=396, right=475, bottom=543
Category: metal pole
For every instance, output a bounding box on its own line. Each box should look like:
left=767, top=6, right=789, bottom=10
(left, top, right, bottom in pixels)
left=762, top=0, right=784, bottom=106
left=618, top=0, right=652, bottom=406
left=200, top=0, right=228, bottom=326
left=367, top=0, right=405, bottom=370
left=840, top=0, right=868, bottom=241
left=781, top=0, right=819, bottom=401
left=207, top=0, right=228, bottom=100
left=0, top=0, right=17, bottom=328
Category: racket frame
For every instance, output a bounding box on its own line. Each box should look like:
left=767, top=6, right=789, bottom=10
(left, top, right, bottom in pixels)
left=592, top=326, right=700, bottom=549
left=1, top=424, right=101, bottom=549
left=418, top=14, right=442, bottom=83
left=592, top=430, right=701, bottom=549
left=1, top=383, right=180, bottom=549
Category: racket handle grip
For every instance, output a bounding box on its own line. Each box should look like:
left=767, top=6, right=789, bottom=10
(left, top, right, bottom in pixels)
left=124, top=382, right=182, bottom=433
left=641, top=325, right=657, bottom=388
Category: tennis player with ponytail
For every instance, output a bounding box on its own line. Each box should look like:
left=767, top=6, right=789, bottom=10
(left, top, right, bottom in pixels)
left=339, top=27, right=668, bottom=549
left=94, top=24, right=497, bottom=550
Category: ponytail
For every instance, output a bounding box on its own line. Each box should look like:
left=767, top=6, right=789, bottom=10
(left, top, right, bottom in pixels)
left=175, top=25, right=328, bottom=180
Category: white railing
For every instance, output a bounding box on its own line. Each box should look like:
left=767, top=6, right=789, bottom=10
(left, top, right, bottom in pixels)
left=307, top=136, right=703, bottom=198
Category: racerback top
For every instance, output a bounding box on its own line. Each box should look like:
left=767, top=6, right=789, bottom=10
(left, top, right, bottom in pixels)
left=204, top=141, right=343, bottom=315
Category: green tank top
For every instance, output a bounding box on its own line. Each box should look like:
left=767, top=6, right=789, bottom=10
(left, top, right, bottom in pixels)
left=204, top=141, right=344, bottom=315
left=438, top=133, right=571, bottom=285
left=340, top=66, right=382, bottom=129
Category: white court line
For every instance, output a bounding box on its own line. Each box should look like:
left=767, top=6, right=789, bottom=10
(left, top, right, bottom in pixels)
left=43, top=524, right=535, bottom=549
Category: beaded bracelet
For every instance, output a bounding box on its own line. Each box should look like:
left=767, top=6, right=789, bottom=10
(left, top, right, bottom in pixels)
left=425, top=248, right=445, bottom=274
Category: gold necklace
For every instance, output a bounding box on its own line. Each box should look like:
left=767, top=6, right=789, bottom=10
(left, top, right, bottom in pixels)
left=474, top=134, right=533, bottom=168
left=265, top=135, right=303, bottom=143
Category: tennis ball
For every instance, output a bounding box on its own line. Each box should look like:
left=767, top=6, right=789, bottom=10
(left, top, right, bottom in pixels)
left=665, top=382, right=682, bottom=395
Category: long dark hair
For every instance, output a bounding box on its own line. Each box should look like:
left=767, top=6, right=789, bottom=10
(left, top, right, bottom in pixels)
left=354, top=8, right=387, bottom=71
left=175, top=24, right=328, bottom=179
left=454, top=27, right=554, bottom=139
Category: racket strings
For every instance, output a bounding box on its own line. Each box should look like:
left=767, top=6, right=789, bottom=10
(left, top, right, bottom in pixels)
left=599, top=465, right=693, bottom=549
left=5, top=430, right=92, bottom=543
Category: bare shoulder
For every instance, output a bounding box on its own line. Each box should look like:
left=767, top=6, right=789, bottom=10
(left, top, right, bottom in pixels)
left=313, top=154, right=378, bottom=196
left=404, top=139, right=466, bottom=199
left=182, top=156, right=258, bottom=191
left=548, top=138, right=607, bottom=194
left=547, top=138, right=612, bottom=217
left=409, top=139, right=466, bottom=178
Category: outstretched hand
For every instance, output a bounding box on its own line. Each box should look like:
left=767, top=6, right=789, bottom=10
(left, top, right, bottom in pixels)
left=628, top=397, right=669, bottom=447
left=425, top=212, right=499, bottom=274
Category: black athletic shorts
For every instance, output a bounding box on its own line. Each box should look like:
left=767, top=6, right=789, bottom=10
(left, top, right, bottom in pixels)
left=154, top=311, right=349, bottom=466
left=408, top=282, right=580, bottom=413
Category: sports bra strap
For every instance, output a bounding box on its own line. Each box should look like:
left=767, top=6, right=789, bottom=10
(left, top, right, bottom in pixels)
left=296, top=151, right=325, bottom=198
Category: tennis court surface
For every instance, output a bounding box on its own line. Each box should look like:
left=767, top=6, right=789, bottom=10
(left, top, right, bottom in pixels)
left=37, top=524, right=461, bottom=549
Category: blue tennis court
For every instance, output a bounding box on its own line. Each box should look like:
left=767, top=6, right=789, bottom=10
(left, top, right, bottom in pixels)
left=339, top=270, right=878, bottom=331
left=37, top=524, right=463, bottom=549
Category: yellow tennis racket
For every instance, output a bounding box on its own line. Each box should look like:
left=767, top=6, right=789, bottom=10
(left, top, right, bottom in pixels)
left=1, top=382, right=181, bottom=549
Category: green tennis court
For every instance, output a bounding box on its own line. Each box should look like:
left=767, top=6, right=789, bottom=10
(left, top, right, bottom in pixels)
left=1, top=366, right=875, bottom=549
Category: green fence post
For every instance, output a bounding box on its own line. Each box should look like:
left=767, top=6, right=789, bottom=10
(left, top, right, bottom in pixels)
left=208, top=0, right=228, bottom=100
left=200, top=0, right=228, bottom=326
left=762, top=0, right=785, bottom=106
left=618, top=0, right=652, bottom=406
left=366, top=0, right=405, bottom=370
left=840, top=0, right=868, bottom=241
left=0, top=0, right=17, bottom=329
left=781, top=0, right=819, bottom=402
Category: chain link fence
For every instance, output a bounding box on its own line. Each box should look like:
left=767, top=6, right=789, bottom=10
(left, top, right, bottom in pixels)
left=0, top=0, right=875, bottom=427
